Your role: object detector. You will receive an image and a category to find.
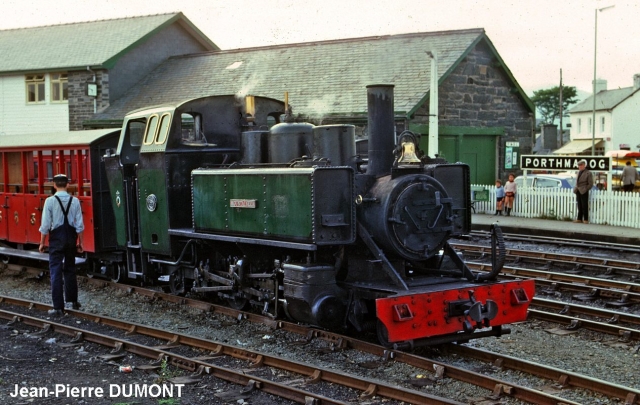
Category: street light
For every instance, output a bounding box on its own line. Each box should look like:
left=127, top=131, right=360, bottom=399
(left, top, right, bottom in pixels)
left=592, top=4, right=615, bottom=155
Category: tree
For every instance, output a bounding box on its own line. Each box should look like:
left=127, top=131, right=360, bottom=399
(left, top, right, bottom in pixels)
left=530, top=86, right=578, bottom=125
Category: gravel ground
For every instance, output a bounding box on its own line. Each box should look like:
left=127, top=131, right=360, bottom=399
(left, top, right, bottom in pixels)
left=0, top=271, right=638, bottom=405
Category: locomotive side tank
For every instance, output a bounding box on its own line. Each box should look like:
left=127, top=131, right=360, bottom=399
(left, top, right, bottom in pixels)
left=192, top=166, right=355, bottom=245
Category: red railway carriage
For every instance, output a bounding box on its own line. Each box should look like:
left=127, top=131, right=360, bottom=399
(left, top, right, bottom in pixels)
left=0, top=129, right=119, bottom=253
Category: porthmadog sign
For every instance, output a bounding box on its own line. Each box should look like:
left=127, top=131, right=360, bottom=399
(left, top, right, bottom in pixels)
left=520, top=155, right=611, bottom=171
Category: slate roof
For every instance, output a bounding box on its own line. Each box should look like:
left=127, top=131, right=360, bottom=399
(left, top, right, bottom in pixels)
left=0, top=128, right=119, bottom=148
left=0, top=13, right=218, bottom=74
left=569, top=87, right=639, bottom=113
left=90, top=28, right=532, bottom=123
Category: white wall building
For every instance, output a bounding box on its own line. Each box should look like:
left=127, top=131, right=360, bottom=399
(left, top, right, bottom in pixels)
left=558, top=74, right=640, bottom=155
left=0, top=13, right=216, bottom=137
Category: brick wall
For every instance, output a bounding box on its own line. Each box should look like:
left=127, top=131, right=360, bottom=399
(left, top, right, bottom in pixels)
left=68, top=70, right=110, bottom=131
left=412, top=41, right=534, bottom=177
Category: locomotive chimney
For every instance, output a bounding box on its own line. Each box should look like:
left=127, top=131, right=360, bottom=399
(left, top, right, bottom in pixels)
left=366, top=85, right=395, bottom=177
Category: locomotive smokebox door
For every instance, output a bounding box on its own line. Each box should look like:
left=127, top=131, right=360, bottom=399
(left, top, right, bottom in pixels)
left=359, top=173, right=453, bottom=261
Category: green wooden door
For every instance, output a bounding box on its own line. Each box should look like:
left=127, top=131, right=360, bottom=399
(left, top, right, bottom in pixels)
left=411, top=124, right=501, bottom=186
left=437, top=136, right=457, bottom=162
left=460, top=135, right=496, bottom=185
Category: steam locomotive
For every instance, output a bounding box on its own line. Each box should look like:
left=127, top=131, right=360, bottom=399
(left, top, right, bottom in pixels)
left=0, top=85, right=533, bottom=348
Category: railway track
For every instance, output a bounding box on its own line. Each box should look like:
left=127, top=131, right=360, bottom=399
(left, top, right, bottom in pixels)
left=0, top=296, right=458, bottom=405
left=468, top=261, right=640, bottom=304
left=466, top=231, right=640, bottom=254
left=2, top=274, right=640, bottom=404
left=454, top=242, right=640, bottom=280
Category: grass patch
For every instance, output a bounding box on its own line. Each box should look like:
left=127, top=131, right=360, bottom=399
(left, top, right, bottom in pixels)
left=155, top=358, right=183, bottom=383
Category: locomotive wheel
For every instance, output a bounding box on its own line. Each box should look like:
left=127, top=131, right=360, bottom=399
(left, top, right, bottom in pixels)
left=111, top=264, right=124, bottom=284
left=226, top=296, right=249, bottom=310
left=376, top=320, right=393, bottom=348
left=169, top=270, right=186, bottom=296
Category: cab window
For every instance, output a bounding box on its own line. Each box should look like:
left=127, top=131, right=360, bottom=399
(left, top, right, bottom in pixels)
left=155, top=113, right=171, bottom=144
left=143, top=115, right=159, bottom=145
left=120, top=119, right=146, bottom=165
left=181, top=113, right=208, bottom=145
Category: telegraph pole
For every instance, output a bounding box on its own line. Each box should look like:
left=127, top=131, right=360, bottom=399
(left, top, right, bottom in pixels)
left=559, top=69, right=563, bottom=146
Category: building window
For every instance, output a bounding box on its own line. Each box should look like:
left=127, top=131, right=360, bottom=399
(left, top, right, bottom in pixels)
left=600, top=116, right=605, bottom=132
left=50, top=73, right=68, bottom=102
left=26, top=75, right=45, bottom=103
left=578, top=118, right=582, bottom=133
left=588, top=118, right=592, bottom=134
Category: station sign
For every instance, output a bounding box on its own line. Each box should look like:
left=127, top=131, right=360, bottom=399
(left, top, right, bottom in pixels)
left=520, top=155, right=611, bottom=171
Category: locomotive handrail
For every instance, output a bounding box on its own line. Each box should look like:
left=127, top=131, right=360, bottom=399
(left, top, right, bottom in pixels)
left=473, top=224, right=505, bottom=282
left=149, top=239, right=196, bottom=267
left=356, top=221, right=409, bottom=290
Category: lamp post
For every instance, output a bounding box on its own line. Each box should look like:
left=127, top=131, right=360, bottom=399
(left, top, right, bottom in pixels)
left=592, top=4, right=615, bottom=155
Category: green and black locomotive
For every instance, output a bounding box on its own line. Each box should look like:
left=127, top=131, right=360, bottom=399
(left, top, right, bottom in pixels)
left=99, top=85, right=533, bottom=347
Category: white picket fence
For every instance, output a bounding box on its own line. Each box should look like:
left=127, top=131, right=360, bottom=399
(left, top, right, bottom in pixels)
left=471, top=184, right=640, bottom=228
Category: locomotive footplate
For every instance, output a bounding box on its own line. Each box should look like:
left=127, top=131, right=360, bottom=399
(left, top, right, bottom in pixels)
left=374, top=278, right=535, bottom=344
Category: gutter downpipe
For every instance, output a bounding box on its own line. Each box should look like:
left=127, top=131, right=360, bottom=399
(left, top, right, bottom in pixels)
left=87, top=66, right=96, bottom=114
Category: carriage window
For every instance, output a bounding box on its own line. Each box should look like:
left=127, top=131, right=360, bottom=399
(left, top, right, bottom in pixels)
left=143, top=115, right=159, bottom=145
left=28, top=152, right=39, bottom=194
left=155, top=113, right=171, bottom=144
left=7, top=152, right=22, bottom=193
left=181, top=113, right=208, bottom=145
left=65, top=151, right=80, bottom=196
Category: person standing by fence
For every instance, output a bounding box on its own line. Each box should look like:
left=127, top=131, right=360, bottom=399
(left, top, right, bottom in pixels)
left=621, top=161, right=639, bottom=192
left=504, top=174, right=517, bottom=216
left=495, top=179, right=505, bottom=215
left=573, top=159, right=594, bottom=224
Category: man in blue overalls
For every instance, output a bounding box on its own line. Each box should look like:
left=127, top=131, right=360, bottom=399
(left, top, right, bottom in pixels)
left=39, top=174, right=85, bottom=316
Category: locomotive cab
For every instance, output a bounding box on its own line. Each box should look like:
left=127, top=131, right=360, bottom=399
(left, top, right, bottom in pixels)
left=103, top=95, right=285, bottom=283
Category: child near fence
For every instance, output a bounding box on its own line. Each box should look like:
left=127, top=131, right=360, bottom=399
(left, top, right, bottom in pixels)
left=495, top=179, right=505, bottom=215
left=504, top=173, right=517, bottom=216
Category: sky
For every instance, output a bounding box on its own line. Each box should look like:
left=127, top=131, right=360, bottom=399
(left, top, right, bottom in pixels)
left=1, top=0, right=638, bottom=99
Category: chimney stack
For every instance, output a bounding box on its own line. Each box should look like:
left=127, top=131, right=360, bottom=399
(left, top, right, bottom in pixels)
left=634, top=74, right=640, bottom=90
left=366, top=85, right=395, bottom=177
left=593, top=79, right=607, bottom=94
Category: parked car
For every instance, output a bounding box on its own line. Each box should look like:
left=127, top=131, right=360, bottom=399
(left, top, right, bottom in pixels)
left=514, top=174, right=576, bottom=189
